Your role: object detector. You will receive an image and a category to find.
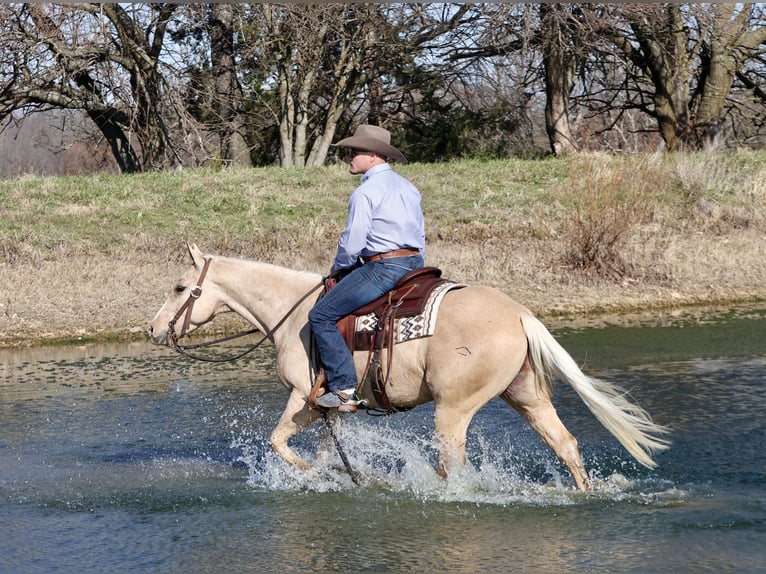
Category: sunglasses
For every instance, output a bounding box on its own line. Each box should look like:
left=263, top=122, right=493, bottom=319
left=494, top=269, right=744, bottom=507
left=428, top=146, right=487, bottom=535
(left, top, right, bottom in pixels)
left=347, top=148, right=370, bottom=159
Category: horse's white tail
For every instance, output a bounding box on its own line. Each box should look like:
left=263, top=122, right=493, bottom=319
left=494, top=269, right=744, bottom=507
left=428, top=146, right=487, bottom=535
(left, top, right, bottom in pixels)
left=521, top=313, right=670, bottom=468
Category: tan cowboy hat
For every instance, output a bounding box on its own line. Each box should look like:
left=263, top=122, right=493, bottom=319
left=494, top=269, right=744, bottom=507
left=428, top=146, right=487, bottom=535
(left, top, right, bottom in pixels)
left=334, top=124, right=407, bottom=163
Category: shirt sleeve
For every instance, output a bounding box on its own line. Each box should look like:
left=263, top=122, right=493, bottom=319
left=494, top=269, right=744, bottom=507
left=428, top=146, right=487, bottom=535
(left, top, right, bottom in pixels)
left=333, top=187, right=373, bottom=270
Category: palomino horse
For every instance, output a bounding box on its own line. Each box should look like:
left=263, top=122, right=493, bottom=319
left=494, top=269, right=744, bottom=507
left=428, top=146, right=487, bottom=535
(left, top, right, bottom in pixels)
left=147, top=244, right=669, bottom=490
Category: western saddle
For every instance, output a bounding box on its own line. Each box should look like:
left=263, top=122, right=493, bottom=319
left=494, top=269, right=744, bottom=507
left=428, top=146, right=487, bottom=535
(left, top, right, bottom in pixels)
left=311, top=266, right=450, bottom=412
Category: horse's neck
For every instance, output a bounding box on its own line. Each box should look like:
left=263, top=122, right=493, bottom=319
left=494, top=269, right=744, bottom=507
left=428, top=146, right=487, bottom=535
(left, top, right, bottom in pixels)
left=213, top=257, right=321, bottom=331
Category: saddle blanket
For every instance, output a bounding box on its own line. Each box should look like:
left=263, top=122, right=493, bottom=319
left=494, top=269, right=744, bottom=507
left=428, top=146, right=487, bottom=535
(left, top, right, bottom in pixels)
left=355, top=280, right=464, bottom=344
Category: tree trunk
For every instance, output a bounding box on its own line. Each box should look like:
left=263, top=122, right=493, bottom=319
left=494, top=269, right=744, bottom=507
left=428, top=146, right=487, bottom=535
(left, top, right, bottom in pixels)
left=541, top=4, right=578, bottom=156
left=99, top=4, right=177, bottom=170
left=85, top=108, right=140, bottom=173
left=688, top=5, right=747, bottom=151
left=544, top=50, right=578, bottom=155
left=277, top=67, right=295, bottom=168
left=622, top=4, right=766, bottom=152
left=210, top=3, right=250, bottom=167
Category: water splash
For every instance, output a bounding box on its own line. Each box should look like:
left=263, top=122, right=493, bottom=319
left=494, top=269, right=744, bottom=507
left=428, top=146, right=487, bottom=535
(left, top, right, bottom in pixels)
left=232, top=414, right=686, bottom=507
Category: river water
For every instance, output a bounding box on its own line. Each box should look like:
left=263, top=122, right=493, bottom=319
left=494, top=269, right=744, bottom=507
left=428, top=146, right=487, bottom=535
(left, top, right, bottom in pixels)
left=1, top=306, right=764, bottom=573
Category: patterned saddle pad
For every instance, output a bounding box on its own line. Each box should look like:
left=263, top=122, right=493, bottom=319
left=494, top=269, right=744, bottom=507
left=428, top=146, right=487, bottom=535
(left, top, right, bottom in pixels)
left=334, top=267, right=465, bottom=352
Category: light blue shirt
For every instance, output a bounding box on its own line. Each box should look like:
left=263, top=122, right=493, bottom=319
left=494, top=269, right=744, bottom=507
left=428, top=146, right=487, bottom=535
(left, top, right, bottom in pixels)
left=333, top=163, right=426, bottom=271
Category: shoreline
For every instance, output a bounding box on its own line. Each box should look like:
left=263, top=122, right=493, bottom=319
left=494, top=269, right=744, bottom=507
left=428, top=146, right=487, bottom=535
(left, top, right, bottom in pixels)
left=2, top=261, right=763, bottom=348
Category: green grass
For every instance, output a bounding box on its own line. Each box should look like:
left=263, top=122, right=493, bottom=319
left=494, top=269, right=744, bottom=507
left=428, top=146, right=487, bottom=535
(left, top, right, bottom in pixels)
left=2, top=151, right=765, bottom=263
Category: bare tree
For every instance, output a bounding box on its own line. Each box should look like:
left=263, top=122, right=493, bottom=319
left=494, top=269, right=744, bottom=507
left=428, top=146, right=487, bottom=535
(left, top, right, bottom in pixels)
left=444, top=4, right=766, bottom=155
left=592, top=4, right=766, bottom=151
left=0, top=3, right=194, bottom=172
left=237, top=4, right=375, bottom=167
left=3, top=2, right=766, bottom=175
left=435, top=4, right=563, bottom=156
left=237, top=4, right=482, bottom=167
left=371, top=4, right=541, bottom=160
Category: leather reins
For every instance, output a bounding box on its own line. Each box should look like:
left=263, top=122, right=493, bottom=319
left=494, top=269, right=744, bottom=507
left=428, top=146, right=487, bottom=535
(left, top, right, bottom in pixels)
left=167, top=256, right=322, bottom=363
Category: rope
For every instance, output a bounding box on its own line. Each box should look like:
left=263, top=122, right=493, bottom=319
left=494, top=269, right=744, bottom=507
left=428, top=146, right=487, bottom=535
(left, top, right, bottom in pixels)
left=322, top=410, right=359, bottom=485
left=171, top=328, right=267, bottom=363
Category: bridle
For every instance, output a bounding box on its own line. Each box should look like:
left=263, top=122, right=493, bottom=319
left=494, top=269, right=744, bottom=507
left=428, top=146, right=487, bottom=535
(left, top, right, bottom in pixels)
left=168, top=257, right=212, bottom=342
left=167, top=256, right=322, bottom=363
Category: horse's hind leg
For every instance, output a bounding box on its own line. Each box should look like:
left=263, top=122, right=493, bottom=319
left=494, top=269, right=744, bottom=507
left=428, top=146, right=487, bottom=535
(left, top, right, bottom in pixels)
left=502, top=358, right=591, bottom=490
left=433, top=406, right=473, bottom=477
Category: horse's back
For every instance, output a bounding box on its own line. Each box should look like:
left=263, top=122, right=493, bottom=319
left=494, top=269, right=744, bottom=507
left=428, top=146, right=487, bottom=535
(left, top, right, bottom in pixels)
left=437, top=284, right=531, bottom=327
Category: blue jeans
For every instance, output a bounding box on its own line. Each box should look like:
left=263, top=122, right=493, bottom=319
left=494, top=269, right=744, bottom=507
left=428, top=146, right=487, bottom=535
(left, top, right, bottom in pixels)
left=308, top=255, right=424, bottom=392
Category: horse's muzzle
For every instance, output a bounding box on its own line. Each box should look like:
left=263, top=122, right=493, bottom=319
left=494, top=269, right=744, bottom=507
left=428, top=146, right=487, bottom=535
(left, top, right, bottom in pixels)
left=146, top=324, right=168, bottom=345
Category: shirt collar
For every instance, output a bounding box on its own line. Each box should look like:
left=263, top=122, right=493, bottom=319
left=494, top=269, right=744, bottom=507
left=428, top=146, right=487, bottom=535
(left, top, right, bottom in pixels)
left=360, top=162, right=391, bottom=183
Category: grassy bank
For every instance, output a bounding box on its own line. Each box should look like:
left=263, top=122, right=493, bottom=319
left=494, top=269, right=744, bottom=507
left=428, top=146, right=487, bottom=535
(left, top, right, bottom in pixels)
left=3, top=151, right=765, bottom=265
left=1, top=151, right=765, bottom=346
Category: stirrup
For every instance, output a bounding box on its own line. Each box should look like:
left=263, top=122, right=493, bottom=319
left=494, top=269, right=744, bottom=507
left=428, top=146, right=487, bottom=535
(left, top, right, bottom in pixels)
left=308, top=369, right=327, bottom=409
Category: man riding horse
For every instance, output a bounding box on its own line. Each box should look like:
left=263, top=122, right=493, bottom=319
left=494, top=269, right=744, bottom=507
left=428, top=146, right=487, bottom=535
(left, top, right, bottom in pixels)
left=309, top=125, right=426, bottom=409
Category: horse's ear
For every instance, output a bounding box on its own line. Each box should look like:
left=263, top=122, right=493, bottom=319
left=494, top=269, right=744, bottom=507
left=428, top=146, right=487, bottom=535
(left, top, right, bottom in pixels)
left=186, top=242, right=204, bottom=267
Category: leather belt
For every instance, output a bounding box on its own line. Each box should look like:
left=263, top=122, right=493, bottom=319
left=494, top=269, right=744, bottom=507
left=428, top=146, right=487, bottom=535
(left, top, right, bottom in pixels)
left=363, top=248, right=420, bottom=262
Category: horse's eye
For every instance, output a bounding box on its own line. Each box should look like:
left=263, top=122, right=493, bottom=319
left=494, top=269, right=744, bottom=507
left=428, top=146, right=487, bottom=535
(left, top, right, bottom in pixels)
left=175, top=285, right=186, bottom=294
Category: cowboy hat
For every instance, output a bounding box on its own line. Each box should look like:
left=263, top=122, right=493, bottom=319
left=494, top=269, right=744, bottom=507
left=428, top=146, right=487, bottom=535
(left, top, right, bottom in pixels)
left=334, top=124, right=407, bottom=163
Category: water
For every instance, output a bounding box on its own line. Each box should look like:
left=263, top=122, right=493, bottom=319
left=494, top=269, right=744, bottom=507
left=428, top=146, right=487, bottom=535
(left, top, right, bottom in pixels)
left=1, top=308, right=764, bottom=573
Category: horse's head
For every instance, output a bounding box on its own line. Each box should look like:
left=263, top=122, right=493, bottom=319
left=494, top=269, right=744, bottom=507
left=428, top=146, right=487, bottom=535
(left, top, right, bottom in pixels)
left=147, top=243, right=226, bottom=346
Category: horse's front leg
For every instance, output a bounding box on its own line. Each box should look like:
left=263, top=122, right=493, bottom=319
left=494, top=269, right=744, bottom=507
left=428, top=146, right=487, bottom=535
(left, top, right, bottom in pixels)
left=270, top=388, right=322, bottom=471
